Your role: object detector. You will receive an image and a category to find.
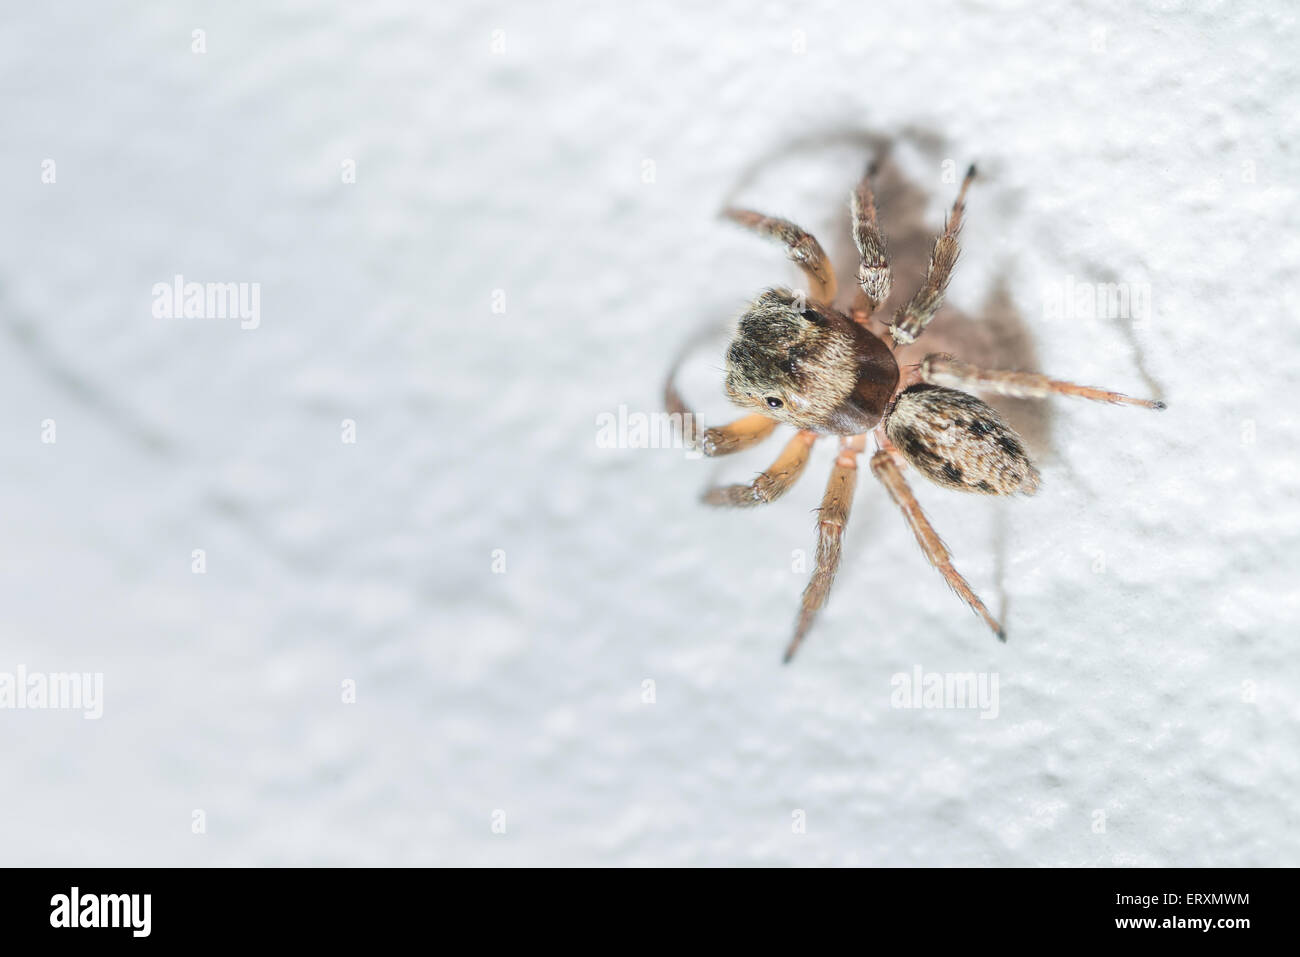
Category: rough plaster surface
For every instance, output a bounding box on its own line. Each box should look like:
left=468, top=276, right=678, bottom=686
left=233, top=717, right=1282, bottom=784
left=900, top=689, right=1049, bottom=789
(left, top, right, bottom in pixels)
left=1, top=1, right=1296, bottom=865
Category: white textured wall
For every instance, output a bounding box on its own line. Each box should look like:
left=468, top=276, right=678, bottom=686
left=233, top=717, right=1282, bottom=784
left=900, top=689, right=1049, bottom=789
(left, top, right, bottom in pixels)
left=1, top=0, right=1296, bottom=865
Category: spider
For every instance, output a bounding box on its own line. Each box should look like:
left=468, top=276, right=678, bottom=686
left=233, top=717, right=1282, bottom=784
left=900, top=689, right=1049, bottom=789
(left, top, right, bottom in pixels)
left=666, top=161, right=1165, bottom=662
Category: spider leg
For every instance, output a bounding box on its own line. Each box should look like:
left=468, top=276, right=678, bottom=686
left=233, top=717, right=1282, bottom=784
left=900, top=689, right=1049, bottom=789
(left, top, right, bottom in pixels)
left=703, top=430, right=817, bottom=506
left=919, top=354, right=1166, bottom=410
left=665, top=366, right=779, bottom=456
left=691, top=415, right=778, bottom=457
left=851, top=162, right=892, bottom=318
left=870, top=446, right=1005, bottom=641
left=720, top=207, right=837, bottom=304
left=783, top=434, right=864, bottom=663
left=888, top=164, right=976, bottom=347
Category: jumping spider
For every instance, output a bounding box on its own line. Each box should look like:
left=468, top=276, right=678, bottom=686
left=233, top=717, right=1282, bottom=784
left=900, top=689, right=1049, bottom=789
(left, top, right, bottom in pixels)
left=667, top=162, right=1164, bottom=662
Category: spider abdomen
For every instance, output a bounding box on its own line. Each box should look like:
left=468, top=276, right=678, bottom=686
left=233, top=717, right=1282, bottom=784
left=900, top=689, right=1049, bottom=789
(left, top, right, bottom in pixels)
left=886, top=385, right=1040, bottom=495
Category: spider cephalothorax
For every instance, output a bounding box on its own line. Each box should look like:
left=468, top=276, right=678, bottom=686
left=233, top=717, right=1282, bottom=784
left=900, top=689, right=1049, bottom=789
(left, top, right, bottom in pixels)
left=723, top=289, right=898, bottom=434
left=667, top=161, right=1164, bottom=662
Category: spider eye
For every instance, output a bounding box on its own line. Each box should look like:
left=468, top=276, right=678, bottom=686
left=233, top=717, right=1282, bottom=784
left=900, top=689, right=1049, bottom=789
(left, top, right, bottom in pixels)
left=765, top=396, right=784, bottom=409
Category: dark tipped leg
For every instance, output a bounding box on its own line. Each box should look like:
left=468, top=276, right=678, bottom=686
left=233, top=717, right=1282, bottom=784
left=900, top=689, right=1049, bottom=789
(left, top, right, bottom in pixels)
left=919, top=354, right=1167, bottom=410
left=870, top=446, right=1005, bottom=641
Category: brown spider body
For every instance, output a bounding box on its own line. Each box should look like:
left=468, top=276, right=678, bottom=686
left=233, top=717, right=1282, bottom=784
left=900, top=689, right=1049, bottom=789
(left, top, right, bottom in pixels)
left=667, top=162, right=1164, bottom=661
